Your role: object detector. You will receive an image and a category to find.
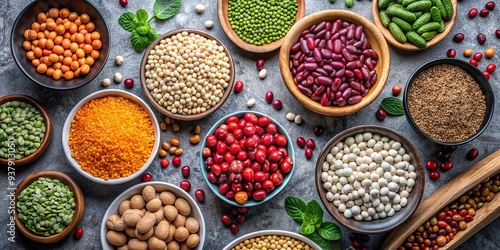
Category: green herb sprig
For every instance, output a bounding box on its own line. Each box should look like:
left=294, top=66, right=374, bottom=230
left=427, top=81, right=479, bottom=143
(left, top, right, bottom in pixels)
left=285, top=196, right=342, bottom=250
left=118, top=0, right=182, bottom=52
left=381, top=97, right=405, bottom=116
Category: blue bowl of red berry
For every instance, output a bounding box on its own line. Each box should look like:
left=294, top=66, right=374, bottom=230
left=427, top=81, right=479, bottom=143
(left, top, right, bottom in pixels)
left=200, top=111, right=295, bottom=207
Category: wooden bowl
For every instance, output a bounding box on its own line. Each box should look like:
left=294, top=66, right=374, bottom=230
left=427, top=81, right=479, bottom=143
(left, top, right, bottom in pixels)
left=382, top=150, right=500, bottom=249
left=279, top=10, right=390, bottom=116
left=315, top=125, right=424, bottom=234
left=140, top=29, right=235, bottom=121
left=0, top=94, right=52, bottom=166
left=218, top=0, right=306, bottom=53
left=14, top=170, right=85, bottom=244
left=372, top=0, right=458, bottom=51
left=10, top=0, right=109, bottom=89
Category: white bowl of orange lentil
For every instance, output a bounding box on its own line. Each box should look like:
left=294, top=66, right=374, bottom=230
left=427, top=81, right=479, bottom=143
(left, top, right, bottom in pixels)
left=62, top=89, right=160, bottom=185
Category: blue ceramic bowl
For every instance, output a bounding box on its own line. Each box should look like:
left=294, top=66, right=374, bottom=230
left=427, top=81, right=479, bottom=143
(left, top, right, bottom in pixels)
left=200, top=111, right=295, bottom=207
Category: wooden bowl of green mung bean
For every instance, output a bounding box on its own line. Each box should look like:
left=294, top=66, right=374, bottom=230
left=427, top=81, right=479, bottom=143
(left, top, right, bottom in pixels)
left=0, top=94, right=52, bottom=166
left=14, top=170, right=84, bottom=243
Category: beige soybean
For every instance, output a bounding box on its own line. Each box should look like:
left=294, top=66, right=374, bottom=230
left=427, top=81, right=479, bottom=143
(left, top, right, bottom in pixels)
left=173, top=214, right=186, bottom=228
left=146, top=198, right=162, bottom=212
left=164, top=205, right=178, bottom=221
left=155, top=220, right=170, bottom=240
left=166, top=224, right=176, bottom=242
left=136, top=212, right=156, bottom=233
left=174, top=226, right=189, bottom=242
left=186, top=234, right=200, bottom=248
left=148, top=236, right=167, bottom=250
left=130, top=194, right=146, bottom=209
left=122, top=209, right=144, bottom=227
left=106, top=214, right=126, bottom=231
left=185, top=217, right=200, bottom=233
left=106, top=230, right=127, bottom=246
left=167, top=241, right=180, bottom=250
left=128, top=239, right=148, bottom=250
left=152, top=208, right=164, bottom=224
left=175, top=198, right=191, bottom=216
left=142, top=185, right=156, bottom=201
left=119, top=200, right=131, bottom=215
left=125, top=227, right=136, bottom=238
left=135, top=227, right=154, bottom=240
left=160, top=191, right=176, bottom=205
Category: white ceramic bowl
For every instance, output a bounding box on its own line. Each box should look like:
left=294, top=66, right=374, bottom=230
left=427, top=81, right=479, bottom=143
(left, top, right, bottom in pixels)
left=223, top=230, right=321, bottom=250
left=62, top=89, right=160, bottom=185
left=100, top=182, right=205, bottom=250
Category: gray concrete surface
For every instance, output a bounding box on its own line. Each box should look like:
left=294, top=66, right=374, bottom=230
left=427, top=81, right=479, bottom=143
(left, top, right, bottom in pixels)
left=1, top=0, right=499, bottom=249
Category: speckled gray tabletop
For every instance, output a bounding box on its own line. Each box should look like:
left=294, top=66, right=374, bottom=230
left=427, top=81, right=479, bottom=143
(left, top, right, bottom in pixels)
left=1, top=0, right=499, bottom=249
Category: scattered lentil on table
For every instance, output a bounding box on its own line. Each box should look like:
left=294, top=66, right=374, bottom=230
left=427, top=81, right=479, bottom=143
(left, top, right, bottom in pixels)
left=17, top=177, right=75, bottom=236
left=144, top=31, right=231, bottom=115
left=0, top=100, right=45, bottom=159
left=227, top=0, right=298, bottom=46
left=407, top=64, right=486, bottom=143
left=68, top=96, right=155, bottom=180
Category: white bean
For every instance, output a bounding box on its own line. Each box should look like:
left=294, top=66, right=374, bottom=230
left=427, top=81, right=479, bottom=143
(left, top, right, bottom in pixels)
left=205, top=20, right=214, bottom=29
left=294, top=115, right=302, bottom=125
left=258, top=68, right=267, bottom=79
left=114, top=72, right=122, bottom=83
left=102, top=78, right=111, bottom=87
left=246, top=98, right=256, bottom=107
left=326, top=192, right=334, bottom=201
left=195, top=4, right=205, bottom=13
left=115, top=56, right=124, bottom=66
left=286, top=112, right=296, bottom=121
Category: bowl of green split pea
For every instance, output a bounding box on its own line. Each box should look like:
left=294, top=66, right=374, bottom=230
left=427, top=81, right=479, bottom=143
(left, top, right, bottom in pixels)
left=218, top=0, right=306, bottom=53
left=0, top=94, right=53, bottom=166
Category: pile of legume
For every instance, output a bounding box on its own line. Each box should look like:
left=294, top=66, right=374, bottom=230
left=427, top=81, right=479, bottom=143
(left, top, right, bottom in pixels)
left=231, top=234, right=312, bottom=250
left=407, top=64, right=486, bottom=143
left=68, top=96, right=155, bottom=180
left=17, top=177, right=75, bottom=236
left=228, top=0, right=298, bottom=46
left=144, top=31, right=231, bottom=115
left=22, top=8, right=102, bottom=80
left=399, top=173, right=499, bottom=249
left=0, top=100, right=45, bottom=160
left=321, top=132, right=417, bottom=221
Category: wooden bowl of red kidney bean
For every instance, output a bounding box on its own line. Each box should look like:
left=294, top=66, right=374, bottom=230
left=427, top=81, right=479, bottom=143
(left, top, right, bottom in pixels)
left=279, top=10, right=390, bottom=116
left=200, top=111, right=295, bottom=207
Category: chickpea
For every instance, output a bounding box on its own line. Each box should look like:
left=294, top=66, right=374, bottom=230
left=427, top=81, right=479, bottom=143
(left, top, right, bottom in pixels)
left=76, top=48, right=85, bottom=58
left=26, top=51, right=35, bottom=60
left=53, top=69, right=62, bottom=80
left=86, top=22, right=95, bottom=32
left=38, top=38, right=47, bottom=49
left=82, top=44, right=93, bottom=54
left=48, top=53, right=59, bottom=63
left=37, top=12, right=47, bottom=23
left=68, top=12, right=78, bottom=21
left=31, top=40, right=39, bottom=48
left=48, top=8, right=59, bottom=19
left=55, top=24, right=65, bottom=34
left=61, top=38, right=71, bottom=49
left=63, top=49, right=72, bottom=57
left=85, top=56, right=95, bottom=66
left=63, top=57, right=73, bottom=66
left=91, top=31, right=101, bottom=40
left=46, top=67, right=55, bottom=76
left=46, top=21, right=56, bottom=31
left=31, top=22, right=40, bottom=32
left=59, top=8, right=70, bottom=18
left=84, top=33, right=92, bottom=44
left=69, top=23, right=78, bottom=33
left=70, top=42, right=79, bottom=52
left=43, top=29, right=49, bottom=37
left=53, top=62, right=62, bottom=70
left=47, top=31, right=57, bottom=40
left=90, top=50, right=100, bottom=59
left=22, top=41, right=31, bottom=51
left=31, top=59, right=40, bottom=67
left=70, top=60, right=80, bottom=71
left=55, top=17, right=63, bottom=24
left=63, top=32, right=71, bottom=39
left=92, top=40, right=102, bottom=50
left=80, top=29, right=88, bottom=35
left=80, top=64, right=90, bottom=75
left=53, top=36, right=63, bottom=45
left=75, top=33, right=85, bottom=44
left=74, top=17, right=81, bottom=26
left=27, top=30, right=37, bottom=40
left=80, top=14, right=90, bottom=24
left=33, top=47, right=43, bottom=57
left=37, top=63, right=47, bottom=73
left=45, top=39, right=54, bottom=49
left=64, top=70, right=74, bottom=80
left=36, top=32, right=44, bottom=39
left=69, top=33, right=77, bottom=42
left=40, top=23, right=47, bottom=32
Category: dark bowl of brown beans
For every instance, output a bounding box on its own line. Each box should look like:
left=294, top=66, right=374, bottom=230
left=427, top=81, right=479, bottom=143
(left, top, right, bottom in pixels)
left=403, top=58, right=494, bottom=146
left=11, top=0, right=109, bottom=90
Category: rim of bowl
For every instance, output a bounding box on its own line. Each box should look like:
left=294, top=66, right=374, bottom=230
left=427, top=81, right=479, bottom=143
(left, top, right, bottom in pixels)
left=371, top=0, right=458, bottom=51
left=199, top=111, right=296, bottom=207
left=15, top=170, right=85, bottom=244
left=62, top=89, right=160, bottom=185
left=140, top=28, right=235, bottom=121
left=403, top=58, right=495, bottom=146
left=217, top=0, right=306, bottom=53
left=10, top=0, right=110, bottom=90
left=222, top=229, right=322, bottom=250
left=315, top=125, right=424, bottom=234
left=279, top=10, right=390, bottom=116
left=0, top=94, right=53, bottom=166
left=100, top=181, right=205, bottom=250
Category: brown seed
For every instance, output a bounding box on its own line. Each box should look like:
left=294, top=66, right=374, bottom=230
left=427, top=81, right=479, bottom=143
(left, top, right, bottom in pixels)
left=193, top=125, right=201, bottom=135
left=190, top=135, right=200, bottom=145
left=169, top=146, right=178, bottom=154
left=170, top=138, right=180, bottom=147
left=174, top=148, right=183, bottom=156
left=172, top=123, right=180, bottom=132
left=162, top=142, right=170, bottom=151
left=159, top=149, right=167, bottom=157
left=160, top=122, right=167, bottom=131
left=165, top=116, right=175, bottom=124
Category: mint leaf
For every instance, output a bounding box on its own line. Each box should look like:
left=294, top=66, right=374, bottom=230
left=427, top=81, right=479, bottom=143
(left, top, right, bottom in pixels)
left=130, top=30, right=152, bottom=52
left=136, top=9, right=149, bottom=23
left=154, top=0, right=182, bottom=20
left=285, top=196, right=306, bottom=223
left=137, top=23, right=151, bottom=35
left=118, top=12, right=137, bottom=32
left=304, top=200, right=323, bottom=226
left=300, top=223, right=315, bottom=235
left=317, top=221, right=342, bottom=240
left=381, top=97, right=404, bottom=116
left=302, top=231, right=339, bottom=250
left=147, top=28, right=159, bottom=41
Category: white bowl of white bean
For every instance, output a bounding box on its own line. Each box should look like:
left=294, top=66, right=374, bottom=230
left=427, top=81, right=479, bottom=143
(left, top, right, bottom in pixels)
left=222, top=229, right=321, bottom=250
left=315, top=125, right=424, bottom=234
left=140, top=29, right=235, bottom=121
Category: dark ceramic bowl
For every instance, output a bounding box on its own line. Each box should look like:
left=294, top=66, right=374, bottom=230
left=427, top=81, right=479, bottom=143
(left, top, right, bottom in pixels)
left=11, top=0, right=109, bottom=90
left=403, top=58, right=494, bottom=146
left=315, top=125, right=424, bottom=234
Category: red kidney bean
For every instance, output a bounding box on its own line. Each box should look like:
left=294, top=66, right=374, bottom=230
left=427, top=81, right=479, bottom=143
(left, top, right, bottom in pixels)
left=316, top=76, right=333, bottom=85
left=326, top=40, right=334, bottom=51
left=345, top=70, right=354, bottom=78
left=347, top=95, right=362, bottom=104
left=300, top=29, right=309, bottom=37
left=318, top=39, right=326, bottom=49
left=74, top=228, right=83, bottom=240
left=355, top=25, right=363, bottom=40
left=487, top=63, right=496, bottom=73
left=313, top=21, right=326, bottom=33
left=342, top=48, right=354, bottom=61
left=316, top=68, right=328, bottom=76
left=480, top=9, right=489, bottom=17
left=477, top=33, right=486, bottom=44
left=346, top=28, right=355, bottom=40
left=306, top=37, right=315, bottom=50
left=333, top=39, right=343, bottom=53
left=350, top=81, right=362, bottom=91
left=324, top=31, right=331, bottom=41
left=323, top=64, right=334, bottom=73
left=346, top=61, right=360, bottom=70
left=291, top=42, right=301, bottom=53
left=315, top=85, right=326, bottom=96
left=320, top=48, right=332, bottom=59
left=447, top=48, right=456, bottom=58
left=342, top=87, right=352, bottom=99
left=304, top=63, right=318, bottom=70
left=300, top=38, right=310, bottom=54
left=305, top=57, right=315, bottom=63
left=469, top=8, right=478, bottom=18
left=313, top=48, right=322, bottom=62
left=315, top=30, right=327, bottom=39
left=486, top=1, right=495, bottom=10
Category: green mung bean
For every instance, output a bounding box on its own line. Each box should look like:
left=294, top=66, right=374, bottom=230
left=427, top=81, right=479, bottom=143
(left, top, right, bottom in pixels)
left=0, top=101, right=45, bottom=159
left=227, top=0, right=298, bottom=46
left=17, top=177, right=75, bottom=236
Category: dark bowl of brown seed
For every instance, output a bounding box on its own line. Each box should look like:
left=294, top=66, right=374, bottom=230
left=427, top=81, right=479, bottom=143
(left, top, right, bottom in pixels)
left=403, top=58, right=494, bottom=146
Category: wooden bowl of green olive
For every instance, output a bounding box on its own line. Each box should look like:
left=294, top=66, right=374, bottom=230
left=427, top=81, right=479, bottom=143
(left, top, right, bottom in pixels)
left=14, top=170, right=85, bottom=243
left=0, top=94, right=53, bottom=166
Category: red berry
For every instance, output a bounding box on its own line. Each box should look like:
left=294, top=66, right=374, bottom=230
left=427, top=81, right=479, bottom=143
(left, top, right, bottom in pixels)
left=437, top=150, right=451, bottom=162
left=160, top=158, right=169, bottom=168
left=179, top=180, right=191, bottom=191
left=453, top=33, right=464, bottom=43
left=305, top=148, right=313, bottom=159
left=272, top=100, right=282, bottom=110
left=296, top=137, right=306, bottom=148
left=124, top=78, right=134, bottom=88
left=265, top=91, right=274, bottom=103
left=352, top=241, right=363, bottom=248
left=119, top=0, right=128, bottom=7
left=486, top=63, right=496, bottom=73
left=237, top=207, right=249, bottom=214
left=480, top=9, right=490, bottom=17
left=376, top=108, right=387, bottom=121
left=142, top=173, right=152, bottom=182
left=195, top=189, right=205, bottom=203
left=74, top=227, right=83, bottom=240
left=429, top=171, right=440, bottom=180
left=468, top=8, right=478, bottom=18
left=306, top=139, right=316, bottom=149
left=221, top=214, right=232, bottom=226
left=230, top=223, right=239, bottom=234
left=470, top=59, right=478, bottom=67
left=236, top=214, right=245, bottom=224
left=181, top=166, right=190, bottom=177
left=447, top=49, right=456, bottom=58
left=426, top=159, right=438, bottom=171
left=473, top=52, right=483, bottom=61
left=477, top=33, right=487, bottom=44
left=486, top=1, right=496, bottom=10
left=467, top=148, right=479, bottom=160
left=313, top=125, right=324, bottom=136
left=440, top=161, right=453, bottom=171
left=172, top=156, right=181, bottom=167
left=483, top=71, right=491, bottom=80
left=256, top=58, right=265, bottom=69
left=234, top=80, right=244, bottom=93
left=496, top=30, right=500, bottom=38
